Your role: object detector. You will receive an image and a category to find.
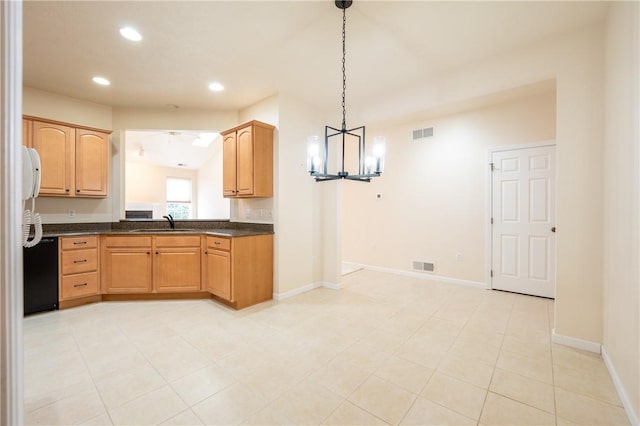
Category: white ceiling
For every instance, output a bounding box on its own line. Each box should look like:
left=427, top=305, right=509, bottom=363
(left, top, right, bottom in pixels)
left=23, top=1, right=608, bottom=113
left=125, top=130, right=221, bottom=170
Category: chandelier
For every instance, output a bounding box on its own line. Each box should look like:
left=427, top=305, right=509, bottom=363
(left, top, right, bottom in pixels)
left=307, top=0, right=386, bottom=182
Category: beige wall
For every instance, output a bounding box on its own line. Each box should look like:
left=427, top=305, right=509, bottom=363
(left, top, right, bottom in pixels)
left=343, top=89, right=556, bottom=283
left=125, top=162, right=197, bottom=219
left=196, top=143, right=228, bottom=220
left=23, top=87, right=114, bottom=223
left=603, top=1, right=639, bottom=420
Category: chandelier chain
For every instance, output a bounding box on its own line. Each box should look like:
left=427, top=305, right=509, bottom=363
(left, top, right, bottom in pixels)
left=341, top=4, right=347, bottom=131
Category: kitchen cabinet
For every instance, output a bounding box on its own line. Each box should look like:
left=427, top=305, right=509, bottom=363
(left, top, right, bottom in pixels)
left=101, top=236, right=153, bottom=294
left=59, top=235, right=100, bottom=302
left=154, top=235, right=202, bottom=292
left=222, top=120, right=274, bottom=198
left=203, top=234, right=273, bottom=309
left=101, top=235, right=202, bottom=294
left=23, top=116, right=111, bottom=198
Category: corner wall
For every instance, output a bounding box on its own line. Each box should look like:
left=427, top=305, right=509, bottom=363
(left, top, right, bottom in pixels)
left=603, top=1, right=640, bottom=421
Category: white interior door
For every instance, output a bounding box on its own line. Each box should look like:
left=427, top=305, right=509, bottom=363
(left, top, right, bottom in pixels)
left=491, top=145, right=556, bottom=298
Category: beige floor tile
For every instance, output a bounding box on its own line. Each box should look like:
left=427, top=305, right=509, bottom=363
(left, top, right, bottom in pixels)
left=359, top=328, right=407, bottom=353
left=348, top=375, right=417, bottom=425
left=95, top=363, right=166, bottom=410
left=449, top=334, right=501, bottom=365
left=420, top=316, right=466, bottom=337
left=555, top=387, right=630, bottom=425
left=480, top=392, right=555, bottom=425
left=271, top=379, right=344, bottom=425
left=241, top=404, right=296, bottom=425
left=138, top=336, right=212, bottom=382
left=554, top=363, right=622, bottom=406
left=401, top=397, right=476, bottom=425
left=496, top=349, right=553, bottom=384
left=323, top=401, right=389, bottom=425
left=375, top=355, right=435, bottom=394
left=24, top=377, right=96, bottom=414
left=192, top=383, right=267, bottom=425
left=170, top=363, right=236, bottom=406
left=160, top=409, right=204, bottom=425
left=501, top=335, right=551, bottom=360
left=108, top=385, right=187, bottom=426
left=421, top=372, right=487, bottom=420
left=490, top=368, right=555, bottom=414
left=312, top=358, right=372, bottom=398
left=79, top=413, right=113, bottom=425
left=333, top=341, right=394, bottom=373
left=436, top=352, right=494, bottom=389
left=395, top=338, right=447, bottom=370
left=552, top=344, right=610, bottom=377
left=25, top=389, right=106, bottom=426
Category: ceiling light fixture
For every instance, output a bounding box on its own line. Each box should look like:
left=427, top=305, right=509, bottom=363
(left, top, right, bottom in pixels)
left=192, top=132, right=219, bottom=148
left=307, top=0, right=385, bottom=182
left=92, top=76, right=111, bottom=86
left=119, top=27, right=142, bottom=41
left=208, top=82, right=225, bottom=92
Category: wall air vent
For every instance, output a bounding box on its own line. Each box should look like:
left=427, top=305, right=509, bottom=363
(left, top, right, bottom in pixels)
left=412, top=127, right=434, bottom=141
left=413, top=260, right=435, bottom=273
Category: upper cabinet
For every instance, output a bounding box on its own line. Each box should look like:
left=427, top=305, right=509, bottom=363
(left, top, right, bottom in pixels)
left=23, top=117, right=111, bottom=198
left=221, top=120, right=274, bottom=198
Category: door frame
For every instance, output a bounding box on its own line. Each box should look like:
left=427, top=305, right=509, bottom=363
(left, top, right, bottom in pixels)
left=485, top=140, right=556, bottom=290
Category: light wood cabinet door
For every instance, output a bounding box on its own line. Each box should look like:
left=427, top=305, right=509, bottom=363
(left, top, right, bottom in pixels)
left=205, top=249, right=231, bottom=300
left=22, top=119, right=31, bottom=147
left=102, top=248, right=152, bottom=294
left=75, top=129, right=109, bottom=197
left=236, top=125, right=254, bottom=196
left=223, top=132, right=237, bottom=196
left=32, top=121, right=73, bottom=196
left=153, top=248, right=202, bottom=292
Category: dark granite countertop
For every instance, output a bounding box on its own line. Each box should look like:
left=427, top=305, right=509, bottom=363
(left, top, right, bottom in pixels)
left=41, top=220, right=273, bottom=238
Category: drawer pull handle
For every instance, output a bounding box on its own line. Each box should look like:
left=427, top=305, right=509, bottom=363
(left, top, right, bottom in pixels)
left=214, top=242, right=221, bottom=245
left=73, top=241, right=87, bottom=245
left=73, top=283, right=88, bottom=288
left=73, top=259, right=87, bottom=264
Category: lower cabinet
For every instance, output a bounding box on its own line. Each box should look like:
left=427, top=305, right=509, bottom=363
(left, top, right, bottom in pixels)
left=203, top=234, right=273, bottom=309
left=59, top=235, right=100, bottom=301
left=101, top=236, right=153, bottom=293
left=102, top=235, right=202, bottom=294
left=154, top=236, right=202, bottom=292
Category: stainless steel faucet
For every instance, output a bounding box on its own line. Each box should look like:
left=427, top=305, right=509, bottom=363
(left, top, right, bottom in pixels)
left=162, top=214, right=175, bottom=230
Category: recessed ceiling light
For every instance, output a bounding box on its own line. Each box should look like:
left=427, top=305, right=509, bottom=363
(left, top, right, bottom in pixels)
left=119, top=27, right=142, bottom=42
left=92, top=76, right=110, bottom=86
left=208, top=82, right=224, bottom=92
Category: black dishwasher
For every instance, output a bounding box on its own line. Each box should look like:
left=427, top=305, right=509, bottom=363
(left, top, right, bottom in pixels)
left=23, top=237, right=59, bottom=315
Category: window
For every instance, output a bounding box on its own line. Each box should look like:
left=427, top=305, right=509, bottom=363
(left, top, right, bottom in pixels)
left=166, top=177, right=192, bottom=219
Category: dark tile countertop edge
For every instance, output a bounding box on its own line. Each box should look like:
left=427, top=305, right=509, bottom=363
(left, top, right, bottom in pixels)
left=41, top=220, right=274, bottom=238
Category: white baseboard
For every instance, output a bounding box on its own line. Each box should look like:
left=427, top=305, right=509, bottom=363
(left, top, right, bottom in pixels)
left=272, top=281, right=342, bottom=301
left=602, top=347, right=639, bottom=426
left=342, top=261, right=486, bottom=289
left=551, top=329, right=602, bottom=353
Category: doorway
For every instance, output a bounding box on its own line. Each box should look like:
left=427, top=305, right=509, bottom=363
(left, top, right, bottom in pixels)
left=489, top=143, right=556, bottom=298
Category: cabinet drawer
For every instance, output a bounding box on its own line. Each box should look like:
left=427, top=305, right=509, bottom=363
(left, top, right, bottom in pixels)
left=206, top=236, right=230, bottom=251
left=62, top=248, right=97, bottom=274
left=103, top=236, right=152, bottom=247
left=61, top=235, right=98, bottom=250
left=154, top=235, right=201, bottom=248
left=61, top=272, right=98, bottom=299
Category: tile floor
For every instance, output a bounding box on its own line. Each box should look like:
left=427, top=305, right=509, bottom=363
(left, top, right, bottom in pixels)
left=23, top=270, right=630, bottom=425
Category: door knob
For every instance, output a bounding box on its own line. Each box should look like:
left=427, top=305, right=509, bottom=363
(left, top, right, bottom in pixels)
left=551, top=227, right=556, bottom=233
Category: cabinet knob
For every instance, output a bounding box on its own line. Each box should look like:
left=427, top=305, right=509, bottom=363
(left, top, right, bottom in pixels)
left=65, top=189, right=70, bottom=192
left=146, top=252, right=150, bottom=255
left=155, top=251, right=159, bottom=255
left=205, top=251, right=208, bottom=254
left=76, top=189, right=80, bottom=193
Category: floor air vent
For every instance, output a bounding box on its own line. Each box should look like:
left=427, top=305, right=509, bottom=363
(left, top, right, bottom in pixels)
left=412, top=127, right=434, bottom=140
left=413, top=260, right=435, bottom=273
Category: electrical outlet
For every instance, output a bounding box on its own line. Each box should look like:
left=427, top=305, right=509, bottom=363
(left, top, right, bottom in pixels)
left=68, top=210, right=76, bottom=218
left=456, top=252, right=463, bottom=262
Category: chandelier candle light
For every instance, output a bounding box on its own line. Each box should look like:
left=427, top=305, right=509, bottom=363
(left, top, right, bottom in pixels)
left=307, top=0, right=386, bottom=182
